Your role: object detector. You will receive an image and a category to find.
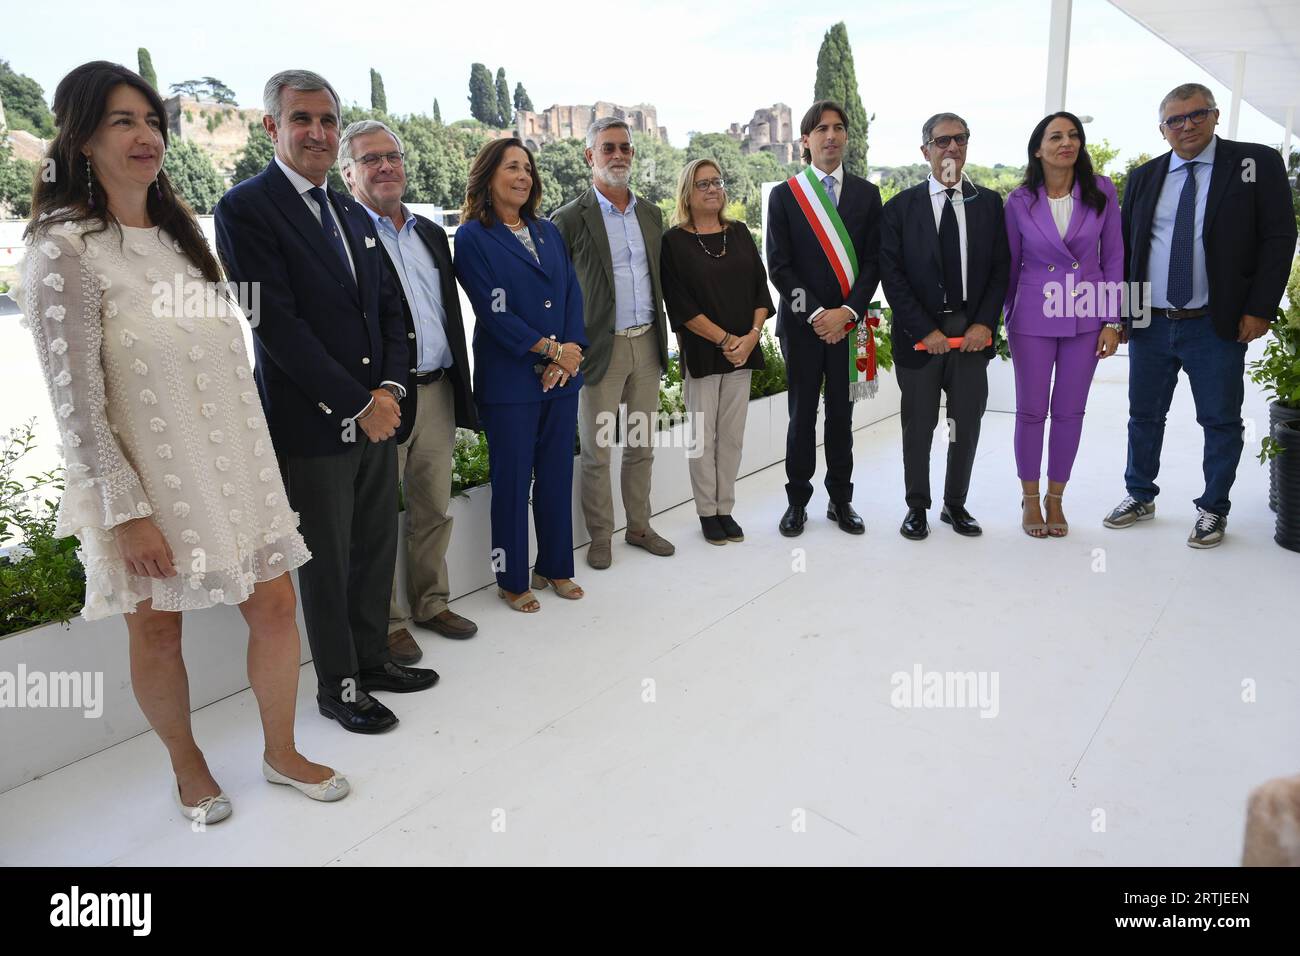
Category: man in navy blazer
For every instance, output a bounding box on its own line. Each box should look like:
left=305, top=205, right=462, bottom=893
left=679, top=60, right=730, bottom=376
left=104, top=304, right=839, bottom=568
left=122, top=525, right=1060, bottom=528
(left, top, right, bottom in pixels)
left=1104, top=82, right=1297, bottom=548
left=214, top=70, right=437, bottom=735
left=766, top=100, right=882, bottom=538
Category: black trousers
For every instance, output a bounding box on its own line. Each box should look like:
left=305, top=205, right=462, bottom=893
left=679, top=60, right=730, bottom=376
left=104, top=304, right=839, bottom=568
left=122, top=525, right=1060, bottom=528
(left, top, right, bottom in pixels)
left=780, top=329, right=853, bottom=507
left=896, top=311, right=989, bottom=510
left=281, top=436, right=398, bottom=696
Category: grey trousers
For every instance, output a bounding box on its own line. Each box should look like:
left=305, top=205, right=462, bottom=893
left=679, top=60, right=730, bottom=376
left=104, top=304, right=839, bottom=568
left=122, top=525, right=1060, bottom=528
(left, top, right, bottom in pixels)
left=683, top=367, right=753, bottom=516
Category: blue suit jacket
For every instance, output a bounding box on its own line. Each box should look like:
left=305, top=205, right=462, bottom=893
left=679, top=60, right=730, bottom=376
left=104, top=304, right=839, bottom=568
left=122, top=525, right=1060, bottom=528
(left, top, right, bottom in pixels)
left=213, top=161, right=407, bottom=457
left=453, top=217, right=587, bottom=405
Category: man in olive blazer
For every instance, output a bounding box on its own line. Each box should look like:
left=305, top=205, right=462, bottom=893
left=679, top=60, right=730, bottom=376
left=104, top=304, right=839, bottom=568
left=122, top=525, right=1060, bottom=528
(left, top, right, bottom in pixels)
left=552, top=117, right=673, bottom=570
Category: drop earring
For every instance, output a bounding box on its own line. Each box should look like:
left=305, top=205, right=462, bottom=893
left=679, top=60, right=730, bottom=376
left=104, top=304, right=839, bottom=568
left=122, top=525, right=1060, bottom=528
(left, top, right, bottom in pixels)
left=85, top=157, right=95, bottom=209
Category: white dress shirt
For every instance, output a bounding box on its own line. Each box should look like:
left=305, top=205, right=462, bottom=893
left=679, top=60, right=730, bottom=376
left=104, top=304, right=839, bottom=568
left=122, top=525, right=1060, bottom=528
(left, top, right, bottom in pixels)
left=927, top=173, right=968, bottom=305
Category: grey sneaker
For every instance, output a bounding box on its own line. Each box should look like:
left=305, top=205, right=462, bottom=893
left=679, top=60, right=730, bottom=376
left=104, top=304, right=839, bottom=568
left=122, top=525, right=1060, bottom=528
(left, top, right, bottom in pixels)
left=1103, top=495, right=1156, bottom=528
left=1187, top=509, right=1227, bottom=549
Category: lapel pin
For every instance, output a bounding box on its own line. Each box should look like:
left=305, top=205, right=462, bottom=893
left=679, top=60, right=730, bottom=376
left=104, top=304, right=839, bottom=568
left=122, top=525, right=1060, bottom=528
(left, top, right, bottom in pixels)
left=365, top=236, right=377, bottom=248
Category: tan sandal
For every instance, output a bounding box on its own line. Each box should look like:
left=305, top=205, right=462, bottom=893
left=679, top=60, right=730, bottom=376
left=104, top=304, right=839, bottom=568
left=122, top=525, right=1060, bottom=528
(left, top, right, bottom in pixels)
left=531, top=572, right=584, bottom=600
left=1044, top=492, right=1069, bottom=537
left=1021, top=493, right=1047, bottom=538
left=498, top=588, right=540, bottom=613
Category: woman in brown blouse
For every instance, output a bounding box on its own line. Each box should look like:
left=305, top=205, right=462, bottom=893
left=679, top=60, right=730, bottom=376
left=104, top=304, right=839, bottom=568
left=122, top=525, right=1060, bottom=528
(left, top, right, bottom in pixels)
left=660, top=159, right=775, bottom=545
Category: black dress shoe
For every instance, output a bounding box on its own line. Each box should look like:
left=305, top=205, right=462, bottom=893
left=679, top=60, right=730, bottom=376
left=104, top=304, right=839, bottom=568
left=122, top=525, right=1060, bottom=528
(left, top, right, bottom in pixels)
left=779, top=505, right=807, bottom=537
left=899, top=508, right=929, bottom=540
left=940, top=504, right=983, bottom=536
left=827, top=501, right=865, bottom=534
left=357, top=661, right=440, bottom=694
left=700, top=515, right=727, bottom=545
left=317, top=691, right=399, bottom=734
left=716, top=514, right=744, bottom=542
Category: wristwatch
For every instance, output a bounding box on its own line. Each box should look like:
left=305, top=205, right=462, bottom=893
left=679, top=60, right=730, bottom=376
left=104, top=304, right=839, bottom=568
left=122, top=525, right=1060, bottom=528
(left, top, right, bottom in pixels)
left=1104, top=322, right=1124, bottom=332
left=380, top=383, right=403, bottom=402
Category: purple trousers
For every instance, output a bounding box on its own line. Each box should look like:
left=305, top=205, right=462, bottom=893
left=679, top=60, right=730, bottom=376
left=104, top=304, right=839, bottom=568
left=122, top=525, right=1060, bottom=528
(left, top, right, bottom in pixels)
left=1009, top=329, right=1100, bottom=483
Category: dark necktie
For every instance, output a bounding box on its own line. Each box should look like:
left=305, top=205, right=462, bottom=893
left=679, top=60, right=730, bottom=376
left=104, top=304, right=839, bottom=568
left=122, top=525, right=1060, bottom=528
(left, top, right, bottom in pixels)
left=1166, top=162, right=1197, bottom=308
left=308, top=186, right=352, bottom=277
left=940, top=187, right=964, bottom=307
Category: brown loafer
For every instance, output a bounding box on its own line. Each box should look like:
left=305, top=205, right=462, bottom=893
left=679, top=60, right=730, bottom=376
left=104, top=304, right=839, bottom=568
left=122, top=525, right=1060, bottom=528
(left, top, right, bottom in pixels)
left=386, top=627, right=423, bottom=665
left=625, top=528, right=675, bottom=557
left=587, top=538, right=612, bottom=569
left=413, top=609, right=479, bottom=640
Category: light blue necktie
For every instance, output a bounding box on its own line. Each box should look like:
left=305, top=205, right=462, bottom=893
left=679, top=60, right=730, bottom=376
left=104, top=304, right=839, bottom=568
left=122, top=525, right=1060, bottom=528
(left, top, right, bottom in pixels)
left=822, top=174, right=838, bottom=208
left=1166, top=162, right=1198, bottom=309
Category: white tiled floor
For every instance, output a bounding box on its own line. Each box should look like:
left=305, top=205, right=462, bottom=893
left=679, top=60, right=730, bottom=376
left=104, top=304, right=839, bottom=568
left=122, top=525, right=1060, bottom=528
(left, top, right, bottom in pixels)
left=1, top=353, right=1296, bottom=866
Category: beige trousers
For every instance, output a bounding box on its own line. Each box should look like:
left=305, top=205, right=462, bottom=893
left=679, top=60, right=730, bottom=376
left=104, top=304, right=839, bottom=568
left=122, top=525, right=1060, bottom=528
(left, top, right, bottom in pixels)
left=683, top=367, right=752, bottom=516
left=389, top=376, right=456, bottom=629
left=577, top=330, right=662, bottom=541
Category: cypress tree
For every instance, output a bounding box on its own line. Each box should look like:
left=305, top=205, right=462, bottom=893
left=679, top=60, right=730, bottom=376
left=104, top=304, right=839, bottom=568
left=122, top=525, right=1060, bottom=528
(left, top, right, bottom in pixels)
left=137, top=48, right=158, bottom=91
left=812, top=22, right=870, bottom=175
left=468, top=63, right=497, bottom=125
left=433, top=98, right=442, bottom=125
left=513, top=82, right=534, bottom=113
left=370, top=68, right=387, bottom=113
left=495, top=68, right=512, bottom=128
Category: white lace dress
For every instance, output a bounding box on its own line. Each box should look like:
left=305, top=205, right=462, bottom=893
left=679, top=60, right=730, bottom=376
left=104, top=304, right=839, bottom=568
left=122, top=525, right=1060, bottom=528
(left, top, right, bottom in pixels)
left=17, top=218, right=310, bottom=621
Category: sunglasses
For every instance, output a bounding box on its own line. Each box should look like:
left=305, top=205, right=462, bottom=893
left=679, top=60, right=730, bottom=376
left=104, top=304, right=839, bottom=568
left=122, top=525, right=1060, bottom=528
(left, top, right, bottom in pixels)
left=926, top=133, right=969, bottom=149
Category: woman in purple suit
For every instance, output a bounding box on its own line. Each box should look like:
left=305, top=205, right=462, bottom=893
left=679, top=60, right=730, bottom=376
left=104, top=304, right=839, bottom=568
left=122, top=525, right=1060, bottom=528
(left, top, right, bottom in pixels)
left=1004, top=112, right=1124, bottom=537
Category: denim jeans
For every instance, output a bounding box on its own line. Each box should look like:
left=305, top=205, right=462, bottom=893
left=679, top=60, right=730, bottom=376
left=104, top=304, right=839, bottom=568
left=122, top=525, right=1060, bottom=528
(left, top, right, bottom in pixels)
left=1125, top=312, right=1246, bottom=516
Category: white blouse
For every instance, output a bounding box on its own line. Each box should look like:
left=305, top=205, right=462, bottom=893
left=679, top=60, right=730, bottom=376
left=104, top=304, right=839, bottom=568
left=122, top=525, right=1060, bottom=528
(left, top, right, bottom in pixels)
left=1048, top=194, right=1073, bottom=239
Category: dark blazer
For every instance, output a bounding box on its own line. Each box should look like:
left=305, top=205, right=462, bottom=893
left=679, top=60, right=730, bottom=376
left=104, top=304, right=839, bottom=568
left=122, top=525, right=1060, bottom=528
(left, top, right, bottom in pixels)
left=880, top=179, right=1010, bottom=370
left=766, top=171, right=882, bottom=342
left=550, top=187, right=669, bottom=386
left=453, top=216, right=587, bottom=406
left=1120, top=136, right=1297, bottom=341
left=214, top=160, right=407, bottom=457
left=374, top=213, right=478, bottom=442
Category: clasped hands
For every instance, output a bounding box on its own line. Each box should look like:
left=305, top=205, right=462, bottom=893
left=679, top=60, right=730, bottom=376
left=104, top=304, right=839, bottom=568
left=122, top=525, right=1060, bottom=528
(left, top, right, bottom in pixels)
left=811, top=306, right=856, bottom=344
left=356, top=388, right=401, bottom=442
left=720, top=328, right=759, bottom=366
left=542, top=342, right=583, bottom=392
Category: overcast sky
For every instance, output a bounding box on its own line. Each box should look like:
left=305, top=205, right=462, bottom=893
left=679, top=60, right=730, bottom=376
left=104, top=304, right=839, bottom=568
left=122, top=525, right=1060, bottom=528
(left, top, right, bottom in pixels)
left=3, top=0, right=1291, bottom=169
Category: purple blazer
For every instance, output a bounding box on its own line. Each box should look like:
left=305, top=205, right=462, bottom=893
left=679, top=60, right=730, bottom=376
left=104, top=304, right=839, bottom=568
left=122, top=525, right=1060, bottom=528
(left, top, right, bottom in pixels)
left=1003, top=175, right=1124, bottom=336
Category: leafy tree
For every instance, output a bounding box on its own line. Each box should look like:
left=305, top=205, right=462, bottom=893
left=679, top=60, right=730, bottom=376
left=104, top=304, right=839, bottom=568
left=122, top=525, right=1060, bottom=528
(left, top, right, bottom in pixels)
left=231, top=121, right=275, bottom=185
left=468, top=64, right=497, bottom=126
left=370, top=68, right=387, bottom=113
left=630, top=132, right=684, bottom=206
left=137, top=48, right=158, bottom=91
left=433, top=98, right=442, bottom=125
left=1113, top=152, right=1153, bottom=206
left=0, top=140, right=38, bottom=217
left=686, top=132, right=753, bottom=212
left=513, top=82, right=534, bottom=113
left=0, top=60, right=55, bottom=137
left=200, top=77, right=238, bottom=105
left=495, top=68, right=511, bottom=128
left=170, top=79, right=206, bottom=99
left=163, top=139, right=224, bottom=214
left=741, top=149, right=795, bottom=225
left=812, top=22, right=870, bottom=175
left=535, top=138, right=589, bottom=214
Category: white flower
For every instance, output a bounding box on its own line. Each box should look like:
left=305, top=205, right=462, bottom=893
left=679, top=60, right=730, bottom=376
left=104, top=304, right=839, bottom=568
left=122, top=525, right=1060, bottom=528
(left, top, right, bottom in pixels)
left=136, top=501, right=150, bottom=516
left=264, top=492, right=279, bottom=507
left=228, top=509, right=242, bottom=524
left=188, top=346, right=204, bottom=362
left=96, top=273, right=111, bottom=291
left=149, top=417, right=167, bottom=432
left=39, top=240, right=62, bottom=260
left=53, top=370, right=72, bottom=387
left=197, top=403, right=214, bottom=419
left=208, top=588, right=225, bottom=603
left=156, top=443, right=172, bottom=459
left=118, top=327, right=135, bottom=348
left=114, top=511, right=133, bottom=524
left=163, top=474, right=181, bottom=489
left=65, top=431, right=81, bottom=447
left=173, top=501, right=190, bottom=517
left=209, top=429, right=224, bottom=444
left=253, top=439, right=265, bottom=457
left=230, top=339, right=241, bottom=352
left=263, top=531, right=278, bottom=544
left=215, top=456, right=231, bottom=471
left=139, top=389, right=157, bottom=405
left=241, top=391, right=258, bottom=405
left=49, top=338, right=68, bottom=355
left=196, top=374, right=210, bottom=391
left=268, top=552, right=284, bottom=565
left=132, top=359, right=148, bottom=375
left=57, top=402, right=74, bottom=419
left=105, top=301, right=119, bottom=320
left=181, top=529, right=200, bottom=544
left=259, top=467, right=274, bottom=482
left=67, top=462, right=90, bottom=475
left=186, top=264, right=204, bottom=278
left=172, top=239, right=183, bottom=253
left=270, top=515, right=281, bottom=529
left=222, top=482, right=235, bottom=496
left=42, top=273, right=64, bottom=292
left=45, top=304, right=66, bottom=322
left=235, top=366, right=249, bottom=380
left=246, top=416, right=260, bottom=429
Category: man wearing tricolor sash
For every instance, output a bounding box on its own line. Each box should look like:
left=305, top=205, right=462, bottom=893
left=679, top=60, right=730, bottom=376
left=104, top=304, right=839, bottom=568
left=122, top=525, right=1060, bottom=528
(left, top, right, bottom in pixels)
left=766, top=100, right=882, bottom=538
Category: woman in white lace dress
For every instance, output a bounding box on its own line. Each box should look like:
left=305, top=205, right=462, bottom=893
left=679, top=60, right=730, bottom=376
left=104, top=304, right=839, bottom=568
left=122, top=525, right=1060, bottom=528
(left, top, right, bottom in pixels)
left=18, top=61, right=350, bottom=823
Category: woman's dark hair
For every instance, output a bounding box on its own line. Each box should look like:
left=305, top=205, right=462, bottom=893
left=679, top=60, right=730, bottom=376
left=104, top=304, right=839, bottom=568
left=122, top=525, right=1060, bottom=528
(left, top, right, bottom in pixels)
left=799, top=99, right=848, bottom=165
left=1021, top=111, right=1107, bottom=215
left=461, top=137, right=542, bottom=226
left=25, top=61, right=221, bottom=282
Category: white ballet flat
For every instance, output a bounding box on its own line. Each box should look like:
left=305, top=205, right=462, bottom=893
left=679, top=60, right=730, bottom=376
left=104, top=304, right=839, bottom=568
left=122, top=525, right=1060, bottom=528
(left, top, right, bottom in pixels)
left=174, top=783, right=233, bottom=826
left=262, top=759, right=350, bottom=802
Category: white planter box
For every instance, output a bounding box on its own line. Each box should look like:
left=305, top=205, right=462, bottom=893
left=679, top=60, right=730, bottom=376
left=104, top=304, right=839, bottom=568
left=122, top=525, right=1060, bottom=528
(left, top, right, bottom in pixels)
left=986, top=357, right=1017, bottom=415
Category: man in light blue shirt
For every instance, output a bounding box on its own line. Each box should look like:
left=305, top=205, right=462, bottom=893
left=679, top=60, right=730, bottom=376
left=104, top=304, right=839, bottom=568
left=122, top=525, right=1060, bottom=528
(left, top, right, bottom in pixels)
left=342, top=120, right=481, bottom=649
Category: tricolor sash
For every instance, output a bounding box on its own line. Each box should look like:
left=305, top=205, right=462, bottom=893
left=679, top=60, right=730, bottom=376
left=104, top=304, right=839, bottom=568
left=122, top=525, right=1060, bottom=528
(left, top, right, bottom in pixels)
left=786, top=168, right=877, bottom=401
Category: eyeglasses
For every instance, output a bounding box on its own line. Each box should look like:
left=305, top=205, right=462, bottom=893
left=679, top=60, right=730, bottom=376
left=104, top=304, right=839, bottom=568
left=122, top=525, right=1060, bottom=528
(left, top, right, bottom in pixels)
left=596, top=142, right=634, bottom=156
left=926, top=133, right=969, bottom=149
left=357, top=151, right=405, bottom=168
left=694, top=178, right=725, bottom=192
left=1160, top=108, right=1215, bottom=131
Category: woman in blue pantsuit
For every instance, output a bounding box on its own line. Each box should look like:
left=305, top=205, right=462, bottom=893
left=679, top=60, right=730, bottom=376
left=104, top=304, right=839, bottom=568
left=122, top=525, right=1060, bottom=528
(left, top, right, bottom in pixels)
left=454, top=138, right=587, bottom=612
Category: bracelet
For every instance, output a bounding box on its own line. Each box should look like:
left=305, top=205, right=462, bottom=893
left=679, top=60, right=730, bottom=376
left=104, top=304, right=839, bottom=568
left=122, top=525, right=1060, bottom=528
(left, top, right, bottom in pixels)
left=556, top=343, right=565, bottom=365
left=1104, top=322, right=1124, bottom=332
left=719, top=333, right=732, bottom=350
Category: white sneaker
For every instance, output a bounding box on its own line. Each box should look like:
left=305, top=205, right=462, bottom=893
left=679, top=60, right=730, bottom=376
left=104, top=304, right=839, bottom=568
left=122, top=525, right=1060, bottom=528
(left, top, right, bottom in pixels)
left=174, top=783, right=232, bottom=826
left=262, top=759, right=350, bottom=802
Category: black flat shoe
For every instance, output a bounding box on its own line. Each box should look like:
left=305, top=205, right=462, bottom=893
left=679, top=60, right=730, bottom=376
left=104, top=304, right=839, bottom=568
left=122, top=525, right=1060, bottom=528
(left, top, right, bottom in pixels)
left=779, top=505, right=807, bottom=537
left=827, top=501, right=865, bottom=534
left=940, top=504, right=982, bottom=536
left=716, top=514, right=744, bottom=542
left=317, top=690, right=399, bottom=734
left=700, top=515, right=728, bottom=545
left=357, top=661, right=440, bottom=693
left=899, top=508, right=929, bottom=540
